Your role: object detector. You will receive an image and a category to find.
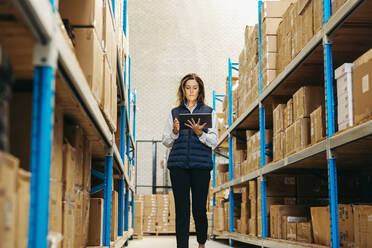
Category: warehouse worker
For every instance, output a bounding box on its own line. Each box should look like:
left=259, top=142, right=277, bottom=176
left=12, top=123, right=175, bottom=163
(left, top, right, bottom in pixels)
left=162, top=73, right=218, bottom=248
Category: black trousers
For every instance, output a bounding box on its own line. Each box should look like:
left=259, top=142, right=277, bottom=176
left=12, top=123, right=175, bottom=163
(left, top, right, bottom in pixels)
left=169, top=167, right=211, bottom=248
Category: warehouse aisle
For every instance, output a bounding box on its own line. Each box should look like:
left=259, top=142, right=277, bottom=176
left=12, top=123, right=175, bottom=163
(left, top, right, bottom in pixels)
left=129, top=236, right=231, bottom=248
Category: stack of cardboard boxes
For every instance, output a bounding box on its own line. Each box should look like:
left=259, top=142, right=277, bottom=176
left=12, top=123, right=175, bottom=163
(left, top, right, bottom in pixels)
left=261, top=0, right=293, bottom=88
left=276, top=0, right=323, bottom=74
left=156, top=194, right=172, bottom=233
left=237, top=25, right=259, bottom=120
left=168, top=192, right=176, bottom=232
left=59, top=0, right=121, bottom=132
left=134, top=197, right=144, bottom=238
left=0, top=152, right=31, bottom=248
left=273, top=86, right=324, bottom=161
left=143, top=194, right=157, bottom=233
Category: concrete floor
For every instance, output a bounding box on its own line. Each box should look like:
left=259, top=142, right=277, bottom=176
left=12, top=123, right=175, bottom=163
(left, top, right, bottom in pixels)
left=128, top=236, right=231, bottom=248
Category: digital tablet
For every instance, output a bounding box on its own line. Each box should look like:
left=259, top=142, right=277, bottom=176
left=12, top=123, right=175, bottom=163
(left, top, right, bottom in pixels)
left=178, top=113, right=212, bottom=130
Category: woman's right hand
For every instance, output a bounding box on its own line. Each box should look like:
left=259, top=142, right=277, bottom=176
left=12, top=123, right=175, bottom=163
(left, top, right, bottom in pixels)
left=173, top=118, right=180, bottom=135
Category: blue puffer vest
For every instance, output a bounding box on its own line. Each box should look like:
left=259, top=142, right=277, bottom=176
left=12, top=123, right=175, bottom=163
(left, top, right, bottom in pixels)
left=167, top=101, right=213, bottom=170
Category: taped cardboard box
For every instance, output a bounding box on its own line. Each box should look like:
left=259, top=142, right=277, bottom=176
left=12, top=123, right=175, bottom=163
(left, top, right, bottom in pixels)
left=88, top=198, right=104, bottom=246
left=0, top=153, right=18, bottom=248
left=261, top=0, right=293, bottom=20
left=270, top=205, right=308, bottom=239
left=15, top=169, right=31, bottom=247
left=310, top=106, right=325, bottom=144
left=103, top=0, right=117, bottom=71
left=285, top=124, right=295, bottom=155
left=352, top=48, right=372, bottom=124
left=285, top=98, right=294, bottom=128
left=273, top=104, right=286, bottom=134
left=353, top=205, right=372, bottom=248
left=313, top=0, right=323, bottom=33
left=293, top=117, right=310, bottom=152
left=62, top=143, right=77, bottom=202
left=51, top=105, right=64, bottom=181
left=111, top=191, right=119, bottom=241
left=59, top=0, right=103, bottom=41
left=262, top=18, right=282, bottom=36
left=62, top=200, right=75, bottom=248
left=49, top=180, right=63, bottom=240
left=74, top=28, right=104, bottom=103
left=293, top=86, right=324, bottom=121
left=273, top=132, right=284, bottom=161
left=311, top=205, right=354, bottom=246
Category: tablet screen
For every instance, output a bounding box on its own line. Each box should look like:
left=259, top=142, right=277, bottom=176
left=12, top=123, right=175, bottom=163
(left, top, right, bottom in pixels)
left=178, top=113, right=212, bottom=130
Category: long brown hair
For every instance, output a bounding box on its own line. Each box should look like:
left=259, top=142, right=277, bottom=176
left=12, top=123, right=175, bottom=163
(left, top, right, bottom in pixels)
left=176, top=73, right=206, bottom=106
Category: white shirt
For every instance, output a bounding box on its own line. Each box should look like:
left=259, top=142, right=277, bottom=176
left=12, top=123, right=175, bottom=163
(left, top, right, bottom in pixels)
left=162, top=104, right=218, bottom=148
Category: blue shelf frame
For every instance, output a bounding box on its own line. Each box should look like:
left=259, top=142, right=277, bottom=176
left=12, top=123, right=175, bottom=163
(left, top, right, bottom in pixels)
left=25, top=0, right=135, bottom=246
left=212, top=0, right=340, bottom=247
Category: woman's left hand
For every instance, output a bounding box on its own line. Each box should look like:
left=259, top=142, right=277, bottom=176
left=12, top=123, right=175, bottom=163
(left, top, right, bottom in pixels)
left=185, top=118, right=207, bottom=137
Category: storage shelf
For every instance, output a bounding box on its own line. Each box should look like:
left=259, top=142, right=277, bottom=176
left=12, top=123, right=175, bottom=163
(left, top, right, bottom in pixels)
left=211, top=231, right=328, bottom=248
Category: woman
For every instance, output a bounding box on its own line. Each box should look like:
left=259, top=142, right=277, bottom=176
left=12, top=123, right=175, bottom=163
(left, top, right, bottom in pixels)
left=162, top=73, right=218, bottom=248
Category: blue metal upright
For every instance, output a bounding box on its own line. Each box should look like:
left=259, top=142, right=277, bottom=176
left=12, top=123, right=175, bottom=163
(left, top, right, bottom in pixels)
left=131, top=89, right=136, bottom=233
left=118, top=104, right=127, bottom=237
left=212, top=90, right=217, bottom=239
left=102, top=148, right=113, bottom=246
left=323, top=0, right=339, bottom=247
left=228, top=58, right=234, bottom=247
left=128, top=56, right=131, bottom=119
left=258, top=0, right=268, bottom=239
left=123, top=0, right=128, bottom=36
left=28, top=59, right=56, bottom=248
left=28, top=3, right=58, bottom=242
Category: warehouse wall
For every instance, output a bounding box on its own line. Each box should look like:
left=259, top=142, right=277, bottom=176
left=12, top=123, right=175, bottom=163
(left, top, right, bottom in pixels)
left=128, top=0, right=257, bottom=193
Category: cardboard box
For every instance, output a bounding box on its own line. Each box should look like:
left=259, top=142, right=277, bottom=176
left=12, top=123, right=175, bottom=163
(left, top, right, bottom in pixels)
left=63, top=143, right=77, bottom=202
left=287, top=222, right=297, bottom=240
left=74, top=28, right=104, bottom=99
left=293, top=117, right=310, bottom=151
left=273, top=104, right=286, bottom=134
left=262, top=18, right=282, bottom=35
left=270, top=205, right=308, bottom=239
left=286, top=98, right=294, bottom=128
left=49, top=180, right=63, bottom=239
left=59, top=0, right=103, bottom=41
left=353, top=205, right=372, bottom=248
left=62, top=200, right=75, bottom=248
left=310, top=106, right=325, bottom=144
left=262, top=0, right=292, bottom=20
left=297, top=222, right=312, bottom=243
left=103, top=0, right=117, bottom=74
left=313, top=0, right=323, bottom=33
left=51, top=105, right=64, bottom=181
left=332, top=0, right=347, bottom=13
left=273, top=132, right=284, bottom=161
left=293, top=86, right=324, bottom=122
left=336, top=63, right=354, bottom=130
left=262, top=69, right=277, bottom=88
left=83, top=137, right=92, bottom=191
left=88, top=198, right=104, bottom=245
left=111, top=191, right=118, bottom=241
left=285, top=124, right=295, bottom=155
left=249, top=180, right=257, bottom=200
left=263, top=35, right=278, bottom=53
left=14, top=169, right=30, bottom=248
left=267, top=175, right=296, bottom=197
left=0, top=153, right=18, bottom=248
left=249, top=218, right=257, bottom=236
left=352, top=49, right=372, bottom=124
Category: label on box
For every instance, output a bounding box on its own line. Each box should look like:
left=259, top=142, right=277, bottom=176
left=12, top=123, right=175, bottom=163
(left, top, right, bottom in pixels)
left=362, top=74, right=369, bottom=93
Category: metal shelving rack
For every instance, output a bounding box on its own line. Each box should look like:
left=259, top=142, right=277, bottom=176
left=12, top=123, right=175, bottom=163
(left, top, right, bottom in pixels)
left=1, top=0, right=135, bottom=247
left=211, top=0, right=372, bottom=247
